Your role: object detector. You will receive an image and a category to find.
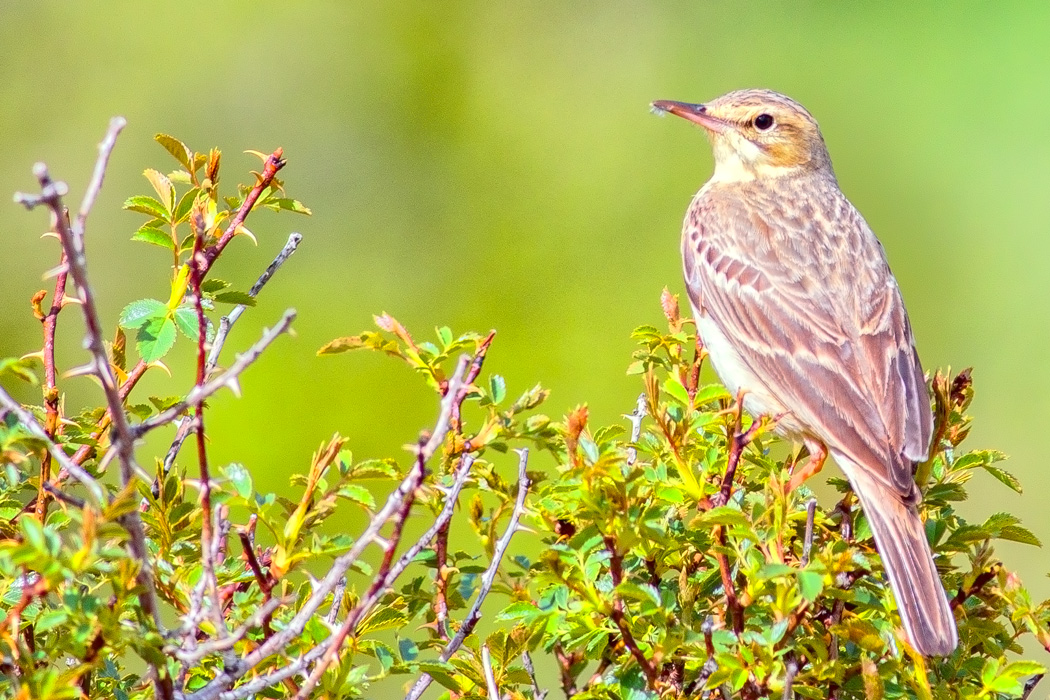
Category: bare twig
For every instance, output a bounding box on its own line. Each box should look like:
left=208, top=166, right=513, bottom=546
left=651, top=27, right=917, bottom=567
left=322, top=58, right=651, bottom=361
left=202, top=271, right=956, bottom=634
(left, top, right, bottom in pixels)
left=782, top=654, right=799, bottom=700
left=522, top=651, right=548, bottom=700
left=132, top=310, right=297, bottom=438
left=207, top=232, right=302, bottom=370
left=14, top=117, right=172, bottom=700
left=34, top=211, right=71, bottom=520
left=481, top=644, right=501, bottom=700
left=185, top=356, right=472, bottom=700
left=801, top=498, right=818, bottom=567
left=405, top=448, right=531, bottom=700
left=0, top=391, right=105, bottom=508
left=625, top=392, right=647, bottom=467
left=1022, top=674, right=1044, bottom=700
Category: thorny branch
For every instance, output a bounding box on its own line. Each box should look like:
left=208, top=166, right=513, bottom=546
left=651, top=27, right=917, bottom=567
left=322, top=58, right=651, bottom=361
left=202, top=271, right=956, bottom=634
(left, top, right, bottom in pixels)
left=404, top=448, right=532, bottom=700
left=13, top=117, right=172, bottom=700
left=161, top=232, right=304, bottom=473
left=131, top=310, right=297, bottom=438
left=36, top=147, right=289, bottom=496
left=185, top=356, right=474, bottom=700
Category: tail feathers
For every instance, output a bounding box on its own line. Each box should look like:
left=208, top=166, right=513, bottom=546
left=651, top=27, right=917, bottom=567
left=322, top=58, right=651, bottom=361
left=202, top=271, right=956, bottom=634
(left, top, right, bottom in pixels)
left=839, top=458, right=958, bottom=656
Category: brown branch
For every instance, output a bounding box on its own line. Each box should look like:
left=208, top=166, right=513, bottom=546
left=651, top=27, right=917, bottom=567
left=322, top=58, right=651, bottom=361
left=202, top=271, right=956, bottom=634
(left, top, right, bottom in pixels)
left=714, top=392, right=761, bottom=507
left=35, top=214, right=71, bottom=520
left=603, top=535, right=659, bottom=687
left=716, top=527, right=745, bottom=637
left=14, top=125, right=169, bottom=700
left=800, top=498, right=818, bottom=567
left=951, top=564, right=1001, bottom=611
left=202, top=148, right=286, bottom=268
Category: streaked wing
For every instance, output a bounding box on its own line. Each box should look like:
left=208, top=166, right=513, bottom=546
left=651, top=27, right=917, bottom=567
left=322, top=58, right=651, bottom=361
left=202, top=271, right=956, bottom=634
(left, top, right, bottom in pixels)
left=683, top=183, right=932, bottom=498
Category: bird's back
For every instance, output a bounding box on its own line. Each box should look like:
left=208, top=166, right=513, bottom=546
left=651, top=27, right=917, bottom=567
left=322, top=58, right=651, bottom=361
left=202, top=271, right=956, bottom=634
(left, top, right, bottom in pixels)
left=683, top=171, right=933, bottom=499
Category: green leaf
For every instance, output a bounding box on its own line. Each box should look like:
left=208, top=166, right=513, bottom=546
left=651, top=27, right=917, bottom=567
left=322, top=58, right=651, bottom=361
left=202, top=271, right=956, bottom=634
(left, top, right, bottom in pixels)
left=213, top=291, right=257, bottom=307
left=417, top=661, right=462, bottom=692
left=317, top=336, right=367, bottom=355
left=984, top=464, right=1022, bottom=493
left=436, top=326, right=453, bottom=347
left=155, top=133, right=193, bottom=171
left=223, top=463, right=253, bottom=498
left=797, top=570, right=824, bottom=602
left=119, top=298, right=167, bottom=330
left=200, top=278, right=230, bottom=294
left=339, top=484, right=376, bottom=509
left=173, top=188, right=199, bottom=224
left=131, top=226, right=175, bottom=250
left=358, top=606, right=409, bottom=635
left=273, top=198, right=312, bottom=215
left=123, top=194, right=170, bottom=221
left=0, top=357, right=40, bottom=385
left=173, top=306, right=200, bottom=339
left=999, top=525, right=1042, bottom=546
left=136, top=316, right=178, bottom=363
left=489, top=374, right=507, bottom=404
left=398, top=638, right=419, bottom=661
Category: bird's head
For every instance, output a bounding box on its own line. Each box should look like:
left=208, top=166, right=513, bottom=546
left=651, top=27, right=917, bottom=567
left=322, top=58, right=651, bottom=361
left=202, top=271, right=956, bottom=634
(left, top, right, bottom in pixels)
left=653, top=89, right=833, bottom=183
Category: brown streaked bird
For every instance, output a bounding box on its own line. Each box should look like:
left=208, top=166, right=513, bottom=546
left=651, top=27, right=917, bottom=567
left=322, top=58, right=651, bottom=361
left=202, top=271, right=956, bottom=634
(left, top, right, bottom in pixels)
left=652, top=89, right=957, bottom=656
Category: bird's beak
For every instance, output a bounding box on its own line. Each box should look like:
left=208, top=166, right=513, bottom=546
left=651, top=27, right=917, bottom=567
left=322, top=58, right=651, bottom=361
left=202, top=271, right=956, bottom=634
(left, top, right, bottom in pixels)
left=651, top=100, right=728, bottom=134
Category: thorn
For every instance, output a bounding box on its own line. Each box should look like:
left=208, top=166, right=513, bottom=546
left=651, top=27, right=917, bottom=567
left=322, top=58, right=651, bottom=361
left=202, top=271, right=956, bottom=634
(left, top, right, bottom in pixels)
left=149, top=360, right=172, bottom=377
left=63, top=363, right=97, bottom=379
left=40, top=231, right=60, bottom=240
left=224, top=377, right=242, bottom=398
left=60, top=294, right=84, bottom=307
left=41, top=263, right=70, bottom=280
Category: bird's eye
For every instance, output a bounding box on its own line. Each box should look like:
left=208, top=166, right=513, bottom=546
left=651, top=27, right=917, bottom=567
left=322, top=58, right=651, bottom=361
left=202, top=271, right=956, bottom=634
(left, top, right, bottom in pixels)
left=753, top=113, right=775, bottom=131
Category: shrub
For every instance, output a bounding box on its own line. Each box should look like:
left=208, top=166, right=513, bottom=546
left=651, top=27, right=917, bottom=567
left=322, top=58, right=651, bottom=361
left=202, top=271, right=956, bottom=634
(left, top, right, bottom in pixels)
left=1, top=125, right=1048, bottom=700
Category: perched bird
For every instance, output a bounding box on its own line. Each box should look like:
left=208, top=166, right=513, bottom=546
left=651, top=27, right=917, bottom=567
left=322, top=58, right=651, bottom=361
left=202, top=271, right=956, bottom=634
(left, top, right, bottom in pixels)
left=652, top=89, right=958, bottom=656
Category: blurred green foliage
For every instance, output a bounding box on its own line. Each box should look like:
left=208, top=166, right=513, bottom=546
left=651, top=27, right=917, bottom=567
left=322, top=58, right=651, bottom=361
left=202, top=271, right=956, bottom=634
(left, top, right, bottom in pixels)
left=2, top=0, right=1050, bottom=666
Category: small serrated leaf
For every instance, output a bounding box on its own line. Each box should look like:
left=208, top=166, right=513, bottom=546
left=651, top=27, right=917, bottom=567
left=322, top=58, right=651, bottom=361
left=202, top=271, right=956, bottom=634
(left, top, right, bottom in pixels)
left=155, top=133, right=193, bottom=171
left=123, top=195, right=170, bottom=221
left=317, top=336, right=366, bottom=355
left=213, top=291, right=257, bottom=307
left=119, top=299, right=167, bottom=330
left=136, top=316, right=178, bottom=363
left=143, top=169, right=175, bottom=211
left=131, top=226, right=175, bottom=250
left=200, top=278, right=230, bottom=294
left=489, top=374, right=507, bottom=404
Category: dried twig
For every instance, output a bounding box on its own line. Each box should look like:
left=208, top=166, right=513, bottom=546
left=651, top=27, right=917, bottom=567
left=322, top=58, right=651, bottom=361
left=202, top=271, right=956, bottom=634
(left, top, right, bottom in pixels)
left=405, top=448, right=531, bottom=700
left=0, top=392, right=105, bottom=508
left=185, top=356, right=473, bottom=700
left=625, top=392, right=647, bottom=467
left=13, top=117, right=172, bottom=700
left=522, top=651, right=547, bottom=700
left=801, top=498, right=818, bottom=567
left=482, top=644, right=501, bottom=700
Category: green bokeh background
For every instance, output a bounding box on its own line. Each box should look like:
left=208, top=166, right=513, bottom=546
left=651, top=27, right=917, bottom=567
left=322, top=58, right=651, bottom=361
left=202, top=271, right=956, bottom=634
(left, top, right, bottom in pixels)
left=2, top=0, right=1049, bottom=632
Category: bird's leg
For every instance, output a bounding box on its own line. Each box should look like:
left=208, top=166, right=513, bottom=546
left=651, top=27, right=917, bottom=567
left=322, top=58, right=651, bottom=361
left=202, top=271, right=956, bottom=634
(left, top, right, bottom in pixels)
left=786, top=439, right=827, bottom=493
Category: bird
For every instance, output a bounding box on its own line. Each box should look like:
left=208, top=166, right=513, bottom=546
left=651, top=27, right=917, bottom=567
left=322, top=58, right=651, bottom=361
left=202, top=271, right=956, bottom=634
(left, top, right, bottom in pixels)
left=651, top=89, right=958, bottom=656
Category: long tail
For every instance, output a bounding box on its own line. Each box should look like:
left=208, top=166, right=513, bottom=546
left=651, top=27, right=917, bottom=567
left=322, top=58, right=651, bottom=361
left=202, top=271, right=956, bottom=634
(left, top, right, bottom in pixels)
left=836, top=455, right=958, bottom=656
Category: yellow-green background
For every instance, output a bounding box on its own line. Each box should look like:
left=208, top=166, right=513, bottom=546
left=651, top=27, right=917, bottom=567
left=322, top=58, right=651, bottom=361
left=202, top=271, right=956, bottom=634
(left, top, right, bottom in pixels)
left=2, top=0, right=1048, bottom=650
